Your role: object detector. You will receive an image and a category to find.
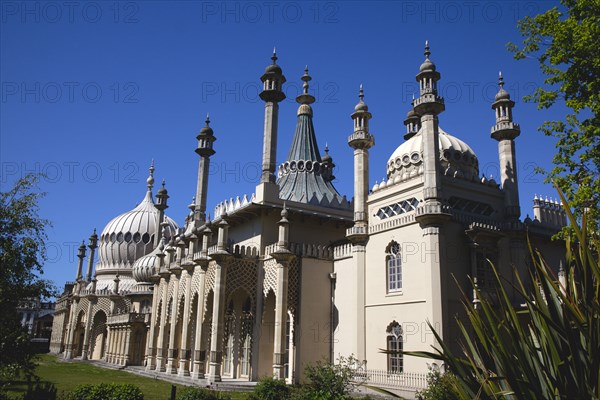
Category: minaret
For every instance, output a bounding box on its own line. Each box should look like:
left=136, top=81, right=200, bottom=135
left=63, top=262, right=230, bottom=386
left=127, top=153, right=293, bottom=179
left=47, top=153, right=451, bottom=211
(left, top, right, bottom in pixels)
left=194, top=114, right=216, bottom=222
left=347, top=84, right=374, bottom=238
left=491, top=72, right=521, bottom=220
left=412, top=41, right=449, bottom=348
left=258, top=49, right=286, bottom=196
left=85, top=229, right=98, bottom=282
left=403, top=94, right=420, bottom=140
left=413, top=40, right=445, bottom=207
left=75, top=240, right=86, bottom=281
left=155, top=179, right=169, bottom=246
left=346, top=84, right=374, bottom=363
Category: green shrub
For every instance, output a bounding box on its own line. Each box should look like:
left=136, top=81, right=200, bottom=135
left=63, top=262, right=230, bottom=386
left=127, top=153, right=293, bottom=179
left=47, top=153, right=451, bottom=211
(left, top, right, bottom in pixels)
left=176, top=386, right=231, bottom=400
left=301, top=355, right=357, bottom=400
left=250, top=377, right=289, bottom=400
left=65, top=383, right=143, bottom=400
left=415, top=366, right=457, bottom=400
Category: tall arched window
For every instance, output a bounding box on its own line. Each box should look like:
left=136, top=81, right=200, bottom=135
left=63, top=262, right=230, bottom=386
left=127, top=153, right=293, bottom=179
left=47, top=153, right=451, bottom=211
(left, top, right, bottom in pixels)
left=386, top=320, right=403, bottom=373
left=386, top=241, right=402, bottom=293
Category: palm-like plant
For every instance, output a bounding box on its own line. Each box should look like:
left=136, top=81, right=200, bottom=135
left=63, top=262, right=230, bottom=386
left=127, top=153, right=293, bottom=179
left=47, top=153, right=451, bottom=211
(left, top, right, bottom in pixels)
left=407, top=187, right=599, bottom=399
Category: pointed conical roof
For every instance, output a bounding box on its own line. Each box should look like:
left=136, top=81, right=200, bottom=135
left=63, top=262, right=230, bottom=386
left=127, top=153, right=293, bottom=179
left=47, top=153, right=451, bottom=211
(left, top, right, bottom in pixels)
left=277, top=69, right=346, bottom=208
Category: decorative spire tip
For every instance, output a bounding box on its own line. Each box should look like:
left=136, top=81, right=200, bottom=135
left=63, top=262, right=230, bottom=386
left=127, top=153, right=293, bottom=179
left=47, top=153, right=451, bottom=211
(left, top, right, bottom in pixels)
left=271, top=47, right=277, bottom=64
left=424, top=39, right=431, bottom=59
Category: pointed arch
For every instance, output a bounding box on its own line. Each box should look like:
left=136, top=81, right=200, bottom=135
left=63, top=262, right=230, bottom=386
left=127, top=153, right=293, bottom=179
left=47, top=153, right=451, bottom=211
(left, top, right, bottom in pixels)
left=386, top=240, right=402, bottom=293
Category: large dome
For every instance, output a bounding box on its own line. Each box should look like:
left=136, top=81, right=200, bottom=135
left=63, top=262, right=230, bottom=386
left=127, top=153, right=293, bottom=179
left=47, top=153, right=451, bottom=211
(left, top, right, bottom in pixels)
left=386, top=127, right=479, bottom=182
left=95, top=189, right=178, bottom=274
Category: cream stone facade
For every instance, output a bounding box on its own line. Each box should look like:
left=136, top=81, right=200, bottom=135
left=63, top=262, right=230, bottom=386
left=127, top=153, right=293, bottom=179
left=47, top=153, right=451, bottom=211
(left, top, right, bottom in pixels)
left=51, top=45, right=566, bottom=387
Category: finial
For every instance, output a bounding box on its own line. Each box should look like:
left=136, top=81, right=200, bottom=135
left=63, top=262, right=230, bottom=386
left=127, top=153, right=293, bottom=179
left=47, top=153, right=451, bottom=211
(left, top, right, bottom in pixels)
left=359, top=84, right=364, bottom=102
left=301, top=66, right=311, bottom=95
left=205, top=113, right=210, bottom=126
left=498, top=71, right=504, bottom=89
left=147, top=160, right=155, bottom=190
left=162, top=179, right=166, bottom=188
left=424, top=40, right=431, bottom=59
left=271, top=47, right=277, bottom=64
left=281, top=202, right=288, bottom=219
left=188, top=196, right=196, bottom=211
left=325, top=142, right=329, bottom=155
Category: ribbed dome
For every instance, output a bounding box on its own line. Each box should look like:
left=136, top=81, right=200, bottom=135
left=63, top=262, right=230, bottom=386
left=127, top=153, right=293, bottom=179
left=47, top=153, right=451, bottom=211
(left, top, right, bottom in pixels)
left=96, top=189, right=178, bottom=274
left=132, top=252, right=159, bottom=283
left=386, top=127, right=479, bottom=182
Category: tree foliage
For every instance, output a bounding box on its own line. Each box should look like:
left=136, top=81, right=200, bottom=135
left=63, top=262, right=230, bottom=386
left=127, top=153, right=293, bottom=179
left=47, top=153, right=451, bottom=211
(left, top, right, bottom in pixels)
left=0, top=174, right=54, bottom=381
left=408, top=187, right=600, bottom=399
left=507, top=0, right=600, bottom=230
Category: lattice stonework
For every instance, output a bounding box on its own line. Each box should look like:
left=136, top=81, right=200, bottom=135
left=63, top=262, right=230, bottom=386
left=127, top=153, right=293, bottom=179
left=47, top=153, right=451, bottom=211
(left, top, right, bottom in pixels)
left=288, top=257, right=300, bottom=315
left=263, top=258, right=278, bottom=297
left=204, top=263, right=216, bottom=303
left=191, top=269, right=202, bottom=296
left=375, top=197, right=419, bottom=220
left=225, top=259, right=258, bottom=303
left=177, top=273, right=188, bottom=302
left=97, top=297, right=112, bottom=312
left=167, top=278, right=176, bottom=301
left=74, top=298, right=88, bottom=316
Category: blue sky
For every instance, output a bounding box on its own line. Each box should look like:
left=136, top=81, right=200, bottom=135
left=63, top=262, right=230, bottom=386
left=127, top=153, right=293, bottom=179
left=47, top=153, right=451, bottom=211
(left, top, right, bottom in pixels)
left=1, top=0, right=564, bottom=290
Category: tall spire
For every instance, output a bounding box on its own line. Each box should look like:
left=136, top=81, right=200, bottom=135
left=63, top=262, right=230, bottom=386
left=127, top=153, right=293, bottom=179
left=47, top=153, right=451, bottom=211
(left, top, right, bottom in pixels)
left=413, top=40, right=445, bottom=205
left=259, top=50, right=286, bottom=186
left=277, top=68, right=346, bottom=207
left=491, top=72, right=521, bottom=220
left=348, top=85, right=374, bottom=234
left=195, top=113, right=216, bottom=222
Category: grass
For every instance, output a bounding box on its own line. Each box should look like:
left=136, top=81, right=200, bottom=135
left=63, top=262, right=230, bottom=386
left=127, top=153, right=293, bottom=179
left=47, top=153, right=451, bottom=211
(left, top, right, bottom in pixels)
left=4, top=354, right=250, bottom=400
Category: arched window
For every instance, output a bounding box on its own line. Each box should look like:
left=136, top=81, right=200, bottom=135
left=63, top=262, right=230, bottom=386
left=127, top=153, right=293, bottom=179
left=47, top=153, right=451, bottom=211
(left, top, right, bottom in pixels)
left=386, top=320, right=403, bottom=373
left=386, top=241, right=402, bottom=293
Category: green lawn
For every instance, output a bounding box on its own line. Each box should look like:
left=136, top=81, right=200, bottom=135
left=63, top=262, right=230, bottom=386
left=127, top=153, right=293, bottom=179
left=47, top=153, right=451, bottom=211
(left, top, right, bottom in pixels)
left=4, top=354, right=249, bottom=400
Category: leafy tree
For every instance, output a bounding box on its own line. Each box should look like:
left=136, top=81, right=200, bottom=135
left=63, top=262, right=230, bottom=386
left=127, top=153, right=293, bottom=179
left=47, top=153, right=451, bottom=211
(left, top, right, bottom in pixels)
left=406, top=188, right=600, bottom=399
left=507, top=0, right=600, bottom=231
left=0, top=174, right=54, bottom=383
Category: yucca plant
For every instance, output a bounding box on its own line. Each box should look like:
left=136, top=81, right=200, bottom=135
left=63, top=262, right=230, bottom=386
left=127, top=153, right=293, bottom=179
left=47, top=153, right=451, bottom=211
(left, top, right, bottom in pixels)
left=406, top=187, right=599, bottom=399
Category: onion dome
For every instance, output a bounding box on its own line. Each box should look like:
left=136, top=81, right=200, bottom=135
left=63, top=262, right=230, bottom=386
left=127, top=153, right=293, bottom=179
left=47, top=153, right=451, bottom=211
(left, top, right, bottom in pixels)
left=419, top=40, right=436, bottom=72
left=354, top=84, right=369, bottom=112
left=495, top=71, right=510, bottom=101
left=264, top=48, right=282, bottom=75
left=95, top=163, right=179, bottom=276
left=387, top=127, right=479, bottom=183
left=132, top=233, right=166, bottom=283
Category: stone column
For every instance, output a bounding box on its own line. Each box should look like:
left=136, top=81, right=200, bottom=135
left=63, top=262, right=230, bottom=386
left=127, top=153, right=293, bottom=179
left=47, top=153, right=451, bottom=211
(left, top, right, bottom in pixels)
left=271, top=207, right=293, bottom=379
left=178, top=269, right=193, bottom=376
left=123, top=327, right=132, bottom=366
left=64, top=300, right=78, bottom=359
left=166, top=271, right=181, bottom=374
left=206, top=260, right=229, bottom=382
left=272, top=258, right=289, bottom=379
left=81, top=299, right=94, bottom=360
left=191, top=227, right=211, bottom=379
left=145, top=283, right=160, bottom=370
left=206, top=215, right=231, bottom=383
left=155, top=277, right=169, bottom=372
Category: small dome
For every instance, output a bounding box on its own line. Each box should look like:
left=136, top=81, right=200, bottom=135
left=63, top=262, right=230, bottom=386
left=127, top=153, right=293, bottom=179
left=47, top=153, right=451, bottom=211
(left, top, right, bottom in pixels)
left=96, top=190, right=179, bottom=273
left=354, top=101, right=368, bottom=112
left=495, top=87, right=510, bottom=101
left=265, top=63, right=282, bottom=75
left=420, top=58, right=436, bottom=72
left=132, top=253, right=158, bottom=283
left=387, top=127, right=479, bottom=182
